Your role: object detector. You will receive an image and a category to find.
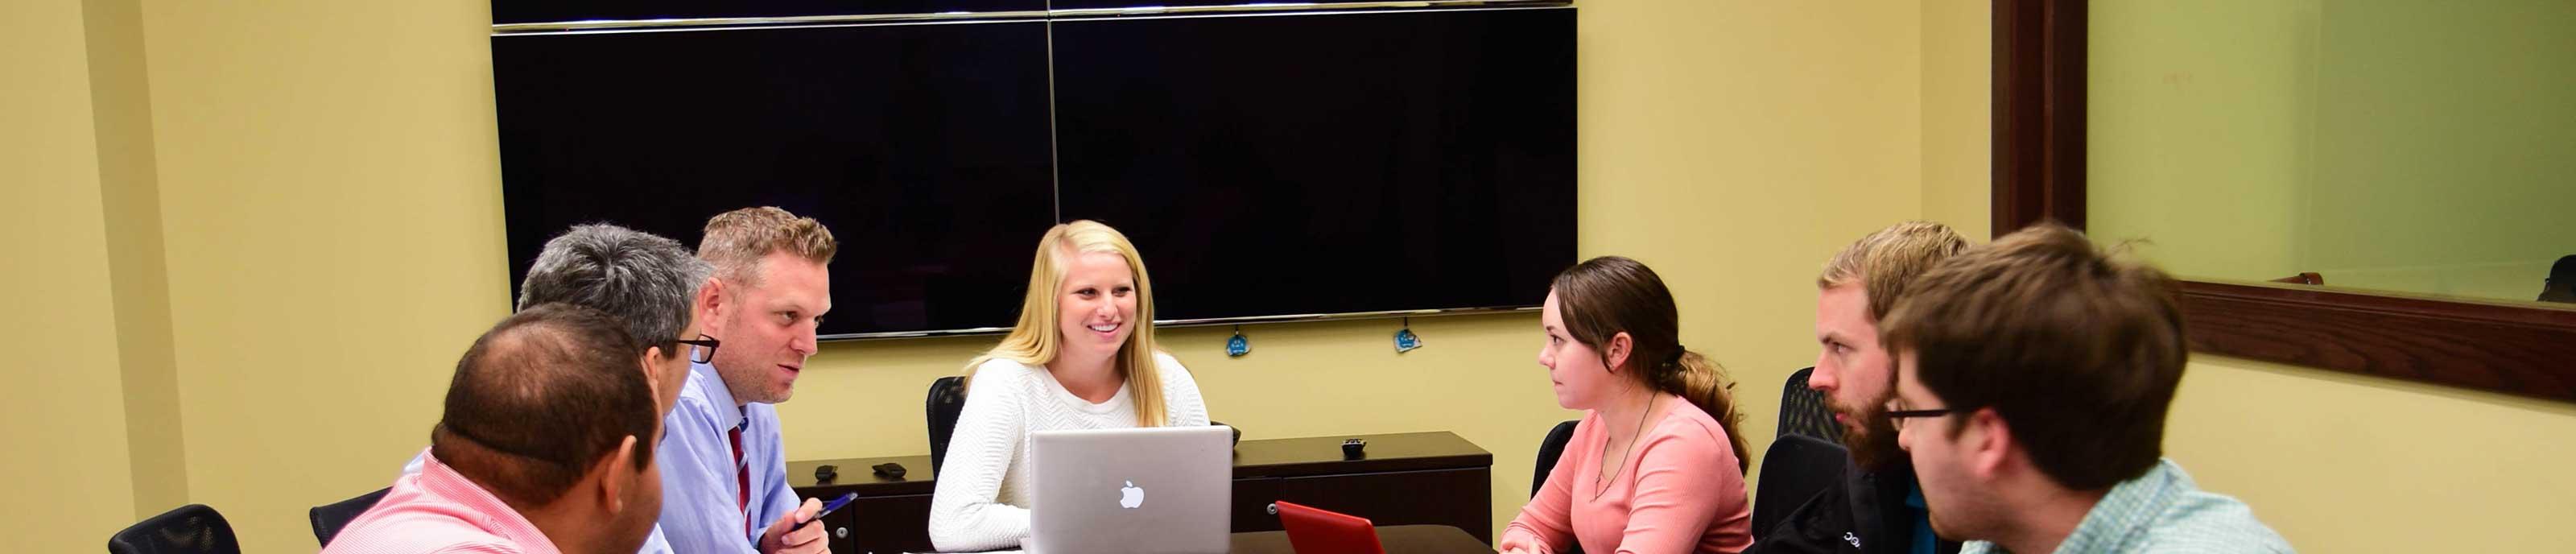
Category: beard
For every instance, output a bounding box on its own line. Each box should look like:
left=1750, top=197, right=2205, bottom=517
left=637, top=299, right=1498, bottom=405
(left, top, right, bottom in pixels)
left=1830, top=398, right=1904, bottom=470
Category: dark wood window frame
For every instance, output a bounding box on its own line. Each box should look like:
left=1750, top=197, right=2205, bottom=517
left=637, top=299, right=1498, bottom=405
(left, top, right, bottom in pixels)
left=1991, top=0, right=2576, bottom=403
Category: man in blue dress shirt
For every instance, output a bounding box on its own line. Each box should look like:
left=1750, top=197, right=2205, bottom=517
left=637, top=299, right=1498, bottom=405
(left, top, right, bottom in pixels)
left=658, top=207, right=837, bottom=554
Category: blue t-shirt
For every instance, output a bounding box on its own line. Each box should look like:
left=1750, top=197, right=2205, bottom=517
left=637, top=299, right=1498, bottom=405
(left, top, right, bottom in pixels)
left=1906, top=479, right=1937, bottom=554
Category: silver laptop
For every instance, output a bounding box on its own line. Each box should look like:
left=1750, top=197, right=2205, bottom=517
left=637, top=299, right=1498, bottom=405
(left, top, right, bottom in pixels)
left=1027, top=424, right=1233, bottom=554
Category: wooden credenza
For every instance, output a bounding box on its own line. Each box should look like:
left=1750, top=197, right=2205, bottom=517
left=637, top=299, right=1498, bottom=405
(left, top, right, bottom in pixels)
left=786, top=431, right=1492, bottom=554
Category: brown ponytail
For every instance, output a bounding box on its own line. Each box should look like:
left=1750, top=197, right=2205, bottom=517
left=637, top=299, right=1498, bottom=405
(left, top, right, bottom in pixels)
left=1661, top=350, right=1752, bottom=473
left=1553, top=256, right=1753, bottom=473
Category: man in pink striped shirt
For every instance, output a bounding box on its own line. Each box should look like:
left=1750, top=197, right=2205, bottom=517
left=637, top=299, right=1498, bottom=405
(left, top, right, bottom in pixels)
left=327, top=304, right=666, bottom=554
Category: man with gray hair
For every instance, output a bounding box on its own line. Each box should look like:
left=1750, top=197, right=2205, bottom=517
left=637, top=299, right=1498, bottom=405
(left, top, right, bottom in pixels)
left=515, top=224, right=720, bottom=414
left=365, top=224, right=716, bottom=554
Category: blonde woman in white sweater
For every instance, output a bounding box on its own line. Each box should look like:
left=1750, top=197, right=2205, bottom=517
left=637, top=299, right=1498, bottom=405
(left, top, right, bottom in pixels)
left=928, top=220, right=1211, bottom=552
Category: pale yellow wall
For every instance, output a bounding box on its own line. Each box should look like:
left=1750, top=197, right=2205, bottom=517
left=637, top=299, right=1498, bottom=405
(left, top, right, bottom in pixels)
left=2168, top=356, right=2576, bottom=552
left=2, top=0, right=144, bottom=549
left=135, top=0, right=513, bottom=550
left=65, top=2, right=2576, bottom=552
left=83, top=0, right=194, bottom=518
left=1565, top=0, right=1929, bottom=496
left=1922, top=0, right=1992, bottom=241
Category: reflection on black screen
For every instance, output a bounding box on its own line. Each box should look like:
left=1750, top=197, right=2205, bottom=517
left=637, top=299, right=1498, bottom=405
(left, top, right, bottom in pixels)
left=495, top=23, right=1057, bottom=337
left=1053, top=8, right=1577, bottom=320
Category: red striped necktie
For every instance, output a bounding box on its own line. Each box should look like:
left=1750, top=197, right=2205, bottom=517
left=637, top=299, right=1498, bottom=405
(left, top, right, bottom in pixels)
left=730, top=422, right=751, bottom=535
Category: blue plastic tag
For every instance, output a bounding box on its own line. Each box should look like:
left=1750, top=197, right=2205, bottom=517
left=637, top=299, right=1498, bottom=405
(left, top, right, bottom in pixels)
left=1393, top=328, right=1422, bottom=353
left=1226, top=331, right=1251, bottom=358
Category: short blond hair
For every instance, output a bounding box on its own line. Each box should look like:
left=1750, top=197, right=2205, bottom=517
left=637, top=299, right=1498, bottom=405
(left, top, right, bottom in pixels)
left=1818, top=221, right=1968, bottom=320
left=698, top=206, right=837, bottom=286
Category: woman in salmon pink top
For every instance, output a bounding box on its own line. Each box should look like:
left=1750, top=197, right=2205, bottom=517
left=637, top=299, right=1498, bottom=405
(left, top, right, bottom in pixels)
left=1500, top=256, right=1755, bottom=554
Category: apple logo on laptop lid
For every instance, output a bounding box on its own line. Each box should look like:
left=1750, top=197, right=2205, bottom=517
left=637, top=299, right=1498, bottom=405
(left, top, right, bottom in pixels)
left=1119, top=480, right=1145, bottom=509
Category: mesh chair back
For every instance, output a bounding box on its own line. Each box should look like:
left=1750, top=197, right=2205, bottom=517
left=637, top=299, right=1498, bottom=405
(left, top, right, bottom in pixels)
left=1749, top=433, right=1851, bottom=542
left=1530, top=420, right=1581, bottom=498
left=1777, top=367, right=1843, bottom=442
left=108, top=504, right=240, bottom=554
left=1529, top=419, right=1586, bottom=554
left=309, top=486, right=392, bottom=547
left=927, top=375, right=968, bottom=473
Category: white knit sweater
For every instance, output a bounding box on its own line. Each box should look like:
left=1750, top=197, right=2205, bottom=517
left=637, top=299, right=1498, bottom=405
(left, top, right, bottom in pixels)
left=927, top=352, right=1211, bottom=552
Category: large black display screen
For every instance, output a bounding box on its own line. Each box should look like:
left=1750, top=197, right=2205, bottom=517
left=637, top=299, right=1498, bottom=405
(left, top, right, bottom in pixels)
left=493, top=6, right=1574, bottom=338
left=495, top=22, right=1058, bottom=337
left=1052, top=8, right=1575, bottom=321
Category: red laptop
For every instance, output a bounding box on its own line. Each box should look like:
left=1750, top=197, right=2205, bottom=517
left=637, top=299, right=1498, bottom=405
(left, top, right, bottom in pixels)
left=1274, top=501, right=1387, bottom=554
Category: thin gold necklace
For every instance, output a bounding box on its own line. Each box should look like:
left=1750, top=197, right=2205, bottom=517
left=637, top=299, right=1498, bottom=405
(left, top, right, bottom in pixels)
left=1591, top=391, right=1657, bottom=500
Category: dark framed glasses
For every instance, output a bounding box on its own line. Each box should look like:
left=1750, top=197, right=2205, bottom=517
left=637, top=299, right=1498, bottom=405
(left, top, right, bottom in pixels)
left=1884, top=407, right=1963, bottom=431
left=674, top=334, right=720, bottom=364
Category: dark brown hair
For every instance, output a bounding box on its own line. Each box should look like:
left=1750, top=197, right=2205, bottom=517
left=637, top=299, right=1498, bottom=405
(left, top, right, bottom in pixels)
left=1553, top=256, right=1752, bottom=473
left=431, top=303, right=659, bottom=506
left=1880, top=223, right=2187, bottom=490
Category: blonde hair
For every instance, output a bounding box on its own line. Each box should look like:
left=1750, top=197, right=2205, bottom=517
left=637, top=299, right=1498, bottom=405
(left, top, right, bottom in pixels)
left=964, top=221, right=1171, bottom=427
left=698, top=206, right=837, bottom=287
left=1818, top=221, right=1969, bottom=320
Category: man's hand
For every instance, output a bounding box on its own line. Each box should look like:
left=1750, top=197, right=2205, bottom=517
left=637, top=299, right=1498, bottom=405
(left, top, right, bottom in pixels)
left=758, top=497, right=830, bottom=554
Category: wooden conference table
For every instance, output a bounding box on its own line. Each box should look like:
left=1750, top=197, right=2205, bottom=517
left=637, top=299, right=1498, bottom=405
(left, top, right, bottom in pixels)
left=786, top=431, right=1495, bottom=554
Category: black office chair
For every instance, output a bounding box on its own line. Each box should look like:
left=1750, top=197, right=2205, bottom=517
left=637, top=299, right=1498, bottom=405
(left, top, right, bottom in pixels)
left=1777, top=367, right=1843, bottom=442
left=1527, top=420, right=1583, bottom=553
left=1748, top=433, right=1850, bottom=543
left=108, top=504, right=240, bottom=554
left=308, top=486, right=391, bottom=547
left=927, top=375, right=968, bottom=474
left=1530, top=420, right=1579, bottom=498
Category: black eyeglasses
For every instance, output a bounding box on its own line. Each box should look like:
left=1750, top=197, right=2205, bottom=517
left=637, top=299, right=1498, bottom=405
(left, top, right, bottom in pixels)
left=1884, top=407, right=1963, bottom=431
left=673, top=334, right=720, bottom=364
